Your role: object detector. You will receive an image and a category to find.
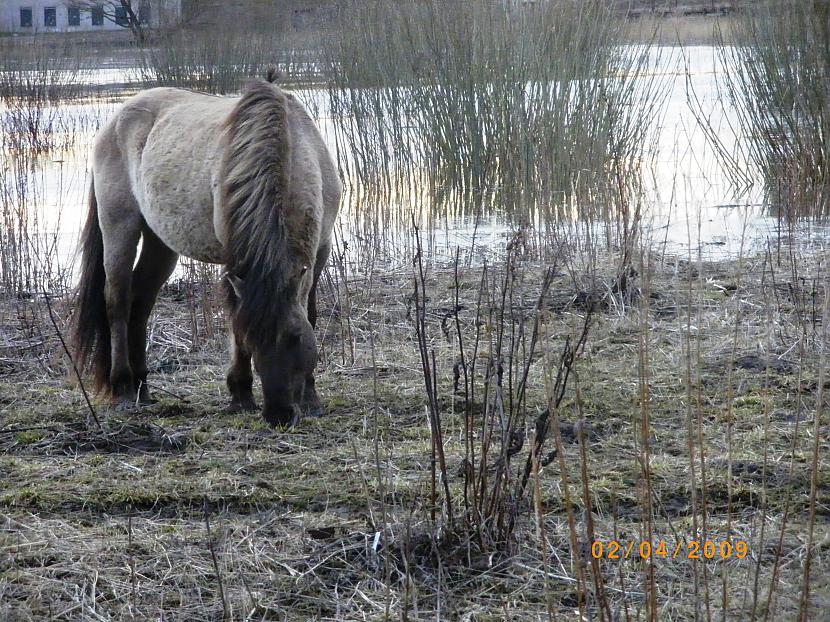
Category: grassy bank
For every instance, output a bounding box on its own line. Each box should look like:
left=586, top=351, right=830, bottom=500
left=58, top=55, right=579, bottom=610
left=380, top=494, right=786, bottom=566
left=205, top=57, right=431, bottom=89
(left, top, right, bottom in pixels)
left=1, top=242, right=827, bottom=619
left=1, top=2, right=829, bottom=619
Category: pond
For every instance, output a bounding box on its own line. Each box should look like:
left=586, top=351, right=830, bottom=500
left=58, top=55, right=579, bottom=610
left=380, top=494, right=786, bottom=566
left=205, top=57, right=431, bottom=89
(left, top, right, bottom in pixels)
left=1, top=44, right=827, bottom=288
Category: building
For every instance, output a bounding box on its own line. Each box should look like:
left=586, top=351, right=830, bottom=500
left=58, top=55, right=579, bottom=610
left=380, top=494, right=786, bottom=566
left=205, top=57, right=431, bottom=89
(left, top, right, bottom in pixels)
left=0, top=1, right=180, bottom=33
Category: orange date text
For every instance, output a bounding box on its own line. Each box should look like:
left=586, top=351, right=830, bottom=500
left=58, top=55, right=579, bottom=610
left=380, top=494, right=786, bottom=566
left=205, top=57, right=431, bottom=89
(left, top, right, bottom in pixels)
left=591, top=540, right=749, bottom=561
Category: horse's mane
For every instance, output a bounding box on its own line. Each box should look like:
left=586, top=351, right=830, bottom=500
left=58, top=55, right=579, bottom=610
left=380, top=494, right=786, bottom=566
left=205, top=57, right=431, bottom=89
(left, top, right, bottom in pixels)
left=222, top=80, right=294, bottom=344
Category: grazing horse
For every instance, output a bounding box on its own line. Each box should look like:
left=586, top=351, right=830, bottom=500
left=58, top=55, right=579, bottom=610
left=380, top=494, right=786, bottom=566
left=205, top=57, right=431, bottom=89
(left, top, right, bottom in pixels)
left=72, top=77, right=341, bottom=426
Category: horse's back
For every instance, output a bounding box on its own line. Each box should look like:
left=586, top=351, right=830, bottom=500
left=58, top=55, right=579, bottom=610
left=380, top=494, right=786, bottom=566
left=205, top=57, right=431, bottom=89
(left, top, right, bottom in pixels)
left=93, top=88, right=235, bottom=263
left=92, top=85, right=340, bottom=266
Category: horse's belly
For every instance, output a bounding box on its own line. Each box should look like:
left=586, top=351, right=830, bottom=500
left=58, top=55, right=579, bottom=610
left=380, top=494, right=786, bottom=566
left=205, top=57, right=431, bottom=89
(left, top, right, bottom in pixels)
left=142, top=193, right=224, bottom=264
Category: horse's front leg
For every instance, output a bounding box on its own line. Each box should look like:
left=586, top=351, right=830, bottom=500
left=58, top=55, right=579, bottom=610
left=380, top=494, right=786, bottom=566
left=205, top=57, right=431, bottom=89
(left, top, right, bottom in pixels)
left=225, top=328, right=257, bottom=413
left=302, top=243, right=331, bottom=418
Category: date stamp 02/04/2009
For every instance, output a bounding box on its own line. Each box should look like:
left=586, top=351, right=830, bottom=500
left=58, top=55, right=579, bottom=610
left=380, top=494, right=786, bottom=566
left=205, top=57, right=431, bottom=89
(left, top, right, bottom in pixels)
left=591, top=540, right=749, bottom=561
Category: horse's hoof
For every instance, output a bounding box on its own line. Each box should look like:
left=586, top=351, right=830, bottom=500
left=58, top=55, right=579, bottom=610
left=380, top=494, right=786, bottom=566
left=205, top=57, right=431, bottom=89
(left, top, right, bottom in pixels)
left=305, top=406, right=325, bottom=419
left=113, top=399, right=139, bottom=412
left=225, top=398, right=258, bottom=414
left=285, top=407, right=303, bottom=430
left=265, top=405, right=303, bottom=430
left=300, top=387, right=323, bottom=419
left=137, top=392, right=158, bottom=406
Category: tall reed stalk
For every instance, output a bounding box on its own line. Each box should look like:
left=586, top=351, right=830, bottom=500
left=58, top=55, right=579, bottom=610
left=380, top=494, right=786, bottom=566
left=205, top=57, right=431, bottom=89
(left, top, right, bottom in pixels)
left=137, top=29, right=317, bottom=93
left=0, top=37, right=88, bottom=154
left=709, top=1, right=830, bottom=218
left=324, top=0, right=665, bottom=229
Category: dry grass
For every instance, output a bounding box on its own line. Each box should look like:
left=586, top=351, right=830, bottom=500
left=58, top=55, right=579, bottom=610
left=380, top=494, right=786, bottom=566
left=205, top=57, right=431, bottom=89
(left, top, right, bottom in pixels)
left=1, top=239, right=827, bottom=620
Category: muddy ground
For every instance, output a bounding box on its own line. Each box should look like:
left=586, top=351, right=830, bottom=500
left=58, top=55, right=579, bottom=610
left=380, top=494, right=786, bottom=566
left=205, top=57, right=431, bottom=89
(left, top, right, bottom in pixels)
left=0, top=240, right=827, bottom=620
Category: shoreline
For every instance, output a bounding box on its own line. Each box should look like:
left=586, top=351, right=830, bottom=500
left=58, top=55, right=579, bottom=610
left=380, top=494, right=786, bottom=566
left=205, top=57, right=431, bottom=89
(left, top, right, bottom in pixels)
left=624, top=13, right=739, bottom=46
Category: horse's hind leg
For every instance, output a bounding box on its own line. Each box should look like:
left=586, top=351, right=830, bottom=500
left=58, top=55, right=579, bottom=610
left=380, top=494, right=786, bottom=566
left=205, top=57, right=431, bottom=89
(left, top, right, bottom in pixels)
left=129, top=225, right=179, bottom=403
left=99, top=197, right=142, bottom=403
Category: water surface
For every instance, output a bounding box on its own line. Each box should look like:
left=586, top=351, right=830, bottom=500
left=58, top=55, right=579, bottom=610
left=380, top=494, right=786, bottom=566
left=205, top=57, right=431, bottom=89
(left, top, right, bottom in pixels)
left=2, top=45, right=826, bottom=284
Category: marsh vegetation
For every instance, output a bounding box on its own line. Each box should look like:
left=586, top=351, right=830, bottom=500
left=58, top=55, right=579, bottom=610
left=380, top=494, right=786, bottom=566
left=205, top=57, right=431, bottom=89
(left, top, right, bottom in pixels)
left=0, top=1, right=828, bottom=620
left=711, top=1, right=830, bottom=219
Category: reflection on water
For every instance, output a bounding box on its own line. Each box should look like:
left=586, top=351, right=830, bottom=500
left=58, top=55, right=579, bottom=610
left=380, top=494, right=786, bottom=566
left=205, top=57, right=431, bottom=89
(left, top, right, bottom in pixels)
left=1, top=46, right=827, bottom=282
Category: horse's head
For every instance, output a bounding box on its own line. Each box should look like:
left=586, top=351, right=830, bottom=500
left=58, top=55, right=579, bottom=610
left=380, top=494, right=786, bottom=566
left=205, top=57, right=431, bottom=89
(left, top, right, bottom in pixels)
left=252, top=305, right=317, bottom=427
left=219, top=77, right=337, bottom=427
left=227, top=272, right=318, bottom=427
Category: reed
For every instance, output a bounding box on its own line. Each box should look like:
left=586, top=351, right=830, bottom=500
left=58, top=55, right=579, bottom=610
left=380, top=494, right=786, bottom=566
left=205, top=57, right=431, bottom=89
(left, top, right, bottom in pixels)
left=136, top=28, right=319, bottom=93
left=0, top=37, right=90, bottom=154
left=0, top=36, right=97, bottom=296
left=708, top=1, right=830, bottom=218
left=0, top=146, right=75, bottom=297
left=323, top=0, right=666, bottom=231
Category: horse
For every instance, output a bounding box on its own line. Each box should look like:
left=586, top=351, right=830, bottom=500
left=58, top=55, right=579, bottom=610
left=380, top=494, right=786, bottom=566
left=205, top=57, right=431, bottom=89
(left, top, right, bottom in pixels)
left=72, top=76, right=341, bottom=427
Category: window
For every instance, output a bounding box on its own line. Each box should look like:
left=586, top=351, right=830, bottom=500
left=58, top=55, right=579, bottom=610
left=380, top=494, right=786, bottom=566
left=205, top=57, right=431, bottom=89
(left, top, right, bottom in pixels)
left=91, top=6, right=104, bottom=26
left=138, top=1, right=151, bottom=25
left=68, top=7, right=81, bottom=26
left=44, top=7, right=57, bottom=27
left=115, top=6, right=129, bottom=26
left=19, top=7, right=33, bottom=27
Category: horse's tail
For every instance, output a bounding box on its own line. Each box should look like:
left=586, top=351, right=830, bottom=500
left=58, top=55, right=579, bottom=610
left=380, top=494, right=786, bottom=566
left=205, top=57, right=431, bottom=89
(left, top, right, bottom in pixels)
left=222, top=80, right=294, bottom=342
left=72, top=173, right=110, bottom=392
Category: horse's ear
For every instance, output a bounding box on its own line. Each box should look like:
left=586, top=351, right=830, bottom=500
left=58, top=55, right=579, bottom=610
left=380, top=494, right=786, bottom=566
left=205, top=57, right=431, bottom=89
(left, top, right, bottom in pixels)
left=265, top=66, right=283, bottom=83
left=226, top=273, right=244, bottom=299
